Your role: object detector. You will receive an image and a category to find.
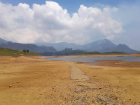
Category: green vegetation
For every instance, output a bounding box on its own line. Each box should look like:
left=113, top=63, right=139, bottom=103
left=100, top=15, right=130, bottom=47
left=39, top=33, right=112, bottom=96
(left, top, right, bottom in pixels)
left=40, top=49, right=128, bottom=56
left=73, top=51, right=127, bottom=55
left=0, top=47, right=40, bottom=57
left=39, top=48, right=85, bottom=56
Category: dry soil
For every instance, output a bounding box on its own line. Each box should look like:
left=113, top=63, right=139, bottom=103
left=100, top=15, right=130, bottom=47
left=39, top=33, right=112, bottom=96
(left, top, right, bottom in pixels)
left=0, top=56, right=140, bottom=105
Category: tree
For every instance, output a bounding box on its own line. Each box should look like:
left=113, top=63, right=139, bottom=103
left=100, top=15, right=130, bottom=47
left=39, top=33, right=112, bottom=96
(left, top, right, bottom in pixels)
left=23, top=49, right=26, bottom=52
left=26, top=49, right=29, bottom=53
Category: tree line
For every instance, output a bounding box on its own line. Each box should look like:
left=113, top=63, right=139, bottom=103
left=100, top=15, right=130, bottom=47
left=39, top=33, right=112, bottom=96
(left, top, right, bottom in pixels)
left=39, top=48, right=85, bottom=56
left=23, top=49, right=29, bottom=53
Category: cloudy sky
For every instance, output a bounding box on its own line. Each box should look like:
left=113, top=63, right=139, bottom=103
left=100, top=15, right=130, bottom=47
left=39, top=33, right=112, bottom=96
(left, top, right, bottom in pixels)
left=0, top=0, right=140, bottom=50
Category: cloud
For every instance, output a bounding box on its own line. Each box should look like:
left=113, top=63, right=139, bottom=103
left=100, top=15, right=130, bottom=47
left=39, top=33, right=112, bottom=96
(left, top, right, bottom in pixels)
left=109, top=0, right=140, bottom=50
left=0, top=1, right=123, bottom=44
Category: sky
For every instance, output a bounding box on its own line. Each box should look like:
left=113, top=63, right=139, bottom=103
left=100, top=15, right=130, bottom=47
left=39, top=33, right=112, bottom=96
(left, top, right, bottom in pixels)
left=0, top=0, right=140, bottom=50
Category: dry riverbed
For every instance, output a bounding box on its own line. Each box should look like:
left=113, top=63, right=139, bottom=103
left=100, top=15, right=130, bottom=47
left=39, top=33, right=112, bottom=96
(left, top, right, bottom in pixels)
left=0, top=56, right=140, bottom=105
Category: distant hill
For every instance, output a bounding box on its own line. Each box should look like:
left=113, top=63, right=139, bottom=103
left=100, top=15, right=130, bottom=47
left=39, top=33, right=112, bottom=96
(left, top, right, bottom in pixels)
left=0, top=37, right=7, bottom=43
left=37, top=42, right=80, bottom=51
left=0, top=37, right=139, bottom=54
left=36, top=39, right=139, bottom=54
left=82, top=39, right=116, bottom=51
left=0, top=41, right=56, bottom=53
left=0, top=47, right=40, bottom=57
left=36, top=39, right=116, bottom=51
left=99, top=44, right=138, bottom=54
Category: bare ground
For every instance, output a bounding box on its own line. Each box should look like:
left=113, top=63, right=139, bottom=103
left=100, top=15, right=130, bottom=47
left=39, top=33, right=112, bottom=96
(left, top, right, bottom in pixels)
left=0, top=56, right=140, bottom=105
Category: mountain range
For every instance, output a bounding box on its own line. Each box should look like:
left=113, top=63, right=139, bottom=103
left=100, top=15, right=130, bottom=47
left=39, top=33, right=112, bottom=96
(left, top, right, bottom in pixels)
left=0, top=37, right=139, bottom=54
left=0, top=38, right=56, bottom=53
left=37, top=39, right=116, bottom=51
left=36, top=39, right=139, bottom=54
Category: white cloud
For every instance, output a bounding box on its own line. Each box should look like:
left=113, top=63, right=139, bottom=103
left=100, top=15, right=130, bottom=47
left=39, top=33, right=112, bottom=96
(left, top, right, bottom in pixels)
left=107, top=1, right=140, bottom=50
left=0, top=1, right=122, bottom=44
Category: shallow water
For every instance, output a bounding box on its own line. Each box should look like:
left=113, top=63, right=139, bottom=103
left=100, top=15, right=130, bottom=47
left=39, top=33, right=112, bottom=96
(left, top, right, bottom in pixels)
left=44, top=56, right=140, bottom=62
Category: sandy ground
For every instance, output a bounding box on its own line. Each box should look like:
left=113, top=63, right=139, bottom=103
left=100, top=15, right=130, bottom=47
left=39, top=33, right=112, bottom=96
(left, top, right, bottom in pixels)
left=0, top=56, right=140, bottom=105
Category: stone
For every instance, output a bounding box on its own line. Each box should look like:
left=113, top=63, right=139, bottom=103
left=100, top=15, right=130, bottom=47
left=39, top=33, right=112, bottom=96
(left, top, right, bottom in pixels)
left=9, top=85, right=12, bottom=88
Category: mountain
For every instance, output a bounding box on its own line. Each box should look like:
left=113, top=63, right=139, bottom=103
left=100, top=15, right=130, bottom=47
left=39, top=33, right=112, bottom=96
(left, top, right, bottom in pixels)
left=0, top=42, right=56, bottom=53
left=99, top=44, right=138, bottom=54
left=0, top=37, right=7, bottom=43
left=36, top=39, right=116, bottom=51
left=37, top=42, right=80, bottom=51
left=82, top=39, right=116, bottom=51
left=36, top=39, right=139, bottom=54
left=0, top=37, right=138, bottom=54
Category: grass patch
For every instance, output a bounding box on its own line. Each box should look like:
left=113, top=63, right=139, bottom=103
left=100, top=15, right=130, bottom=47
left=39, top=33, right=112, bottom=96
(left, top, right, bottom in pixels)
left=0, top=47, right=40, bottom=57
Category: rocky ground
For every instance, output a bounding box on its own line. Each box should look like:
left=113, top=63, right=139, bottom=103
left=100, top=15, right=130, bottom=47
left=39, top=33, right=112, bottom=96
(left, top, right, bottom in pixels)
left=0, top=56, right=140, bottom=105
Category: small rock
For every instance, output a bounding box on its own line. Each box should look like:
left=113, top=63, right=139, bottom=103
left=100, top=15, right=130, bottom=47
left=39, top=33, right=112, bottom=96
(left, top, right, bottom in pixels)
left=9, top=85, right=12, bottom=88
left=17, top=81, right=19, bottom=83
left=134, top=102, right=137, bottom=104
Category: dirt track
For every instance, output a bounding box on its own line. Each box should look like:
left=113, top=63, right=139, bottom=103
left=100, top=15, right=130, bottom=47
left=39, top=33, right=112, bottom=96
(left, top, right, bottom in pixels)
left=70, top=64, right=90, bottom=82
left=69, top=63, right=118, bottom=105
